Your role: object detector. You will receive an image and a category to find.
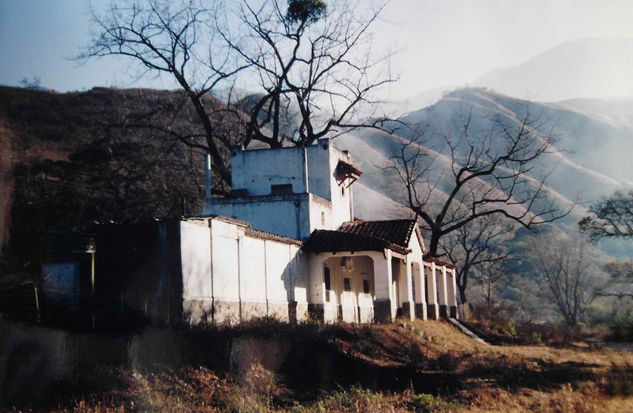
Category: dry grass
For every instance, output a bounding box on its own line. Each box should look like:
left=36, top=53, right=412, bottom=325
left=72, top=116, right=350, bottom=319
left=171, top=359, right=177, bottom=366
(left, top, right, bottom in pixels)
left=10, top=319, right=633, bottom=412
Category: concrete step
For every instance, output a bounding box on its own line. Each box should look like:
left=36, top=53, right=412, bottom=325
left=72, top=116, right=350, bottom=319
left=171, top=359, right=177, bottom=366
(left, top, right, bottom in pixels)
left=448, top=317, right=487, bottom=345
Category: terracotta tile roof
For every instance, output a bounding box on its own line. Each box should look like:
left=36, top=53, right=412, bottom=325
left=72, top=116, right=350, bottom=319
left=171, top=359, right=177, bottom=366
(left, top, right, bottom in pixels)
left=335, top=159, right=362, bottom=177
left=424, top=256, right=457, bottom=269
left=302, top=230, right=410, bottom=254
left=245, top=227, right=302, bottom=246
left=302, top=219, right=417, bottom=255
left=338, top=219, right=416, bottom=247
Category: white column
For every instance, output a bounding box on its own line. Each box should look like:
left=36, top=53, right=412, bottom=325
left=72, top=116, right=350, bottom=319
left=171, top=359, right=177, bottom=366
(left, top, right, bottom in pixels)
left=372, top=249, right=393, bottom=322
left=436, top=265, right=449, bottom=318
left=403, top=256, right=415, bottom=320
left=437, top=265, right=448, bottom=305
left=425, top=263, right=437, bottom=304
left=413, top=262, right=426, bottom=320
left=425, top=262, right=439, bottom=320
left=308, top=254, right=328, bottom=305
left=373, top=250, right=393, bottom=300
left=447, top=269, right=457, bottom=306
left=448, top=268, right=459, bottom=318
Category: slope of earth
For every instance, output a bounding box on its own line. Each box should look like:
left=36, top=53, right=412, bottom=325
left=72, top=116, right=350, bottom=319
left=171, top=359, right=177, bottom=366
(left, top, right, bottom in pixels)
left=5, top=319, right=633, bottom=412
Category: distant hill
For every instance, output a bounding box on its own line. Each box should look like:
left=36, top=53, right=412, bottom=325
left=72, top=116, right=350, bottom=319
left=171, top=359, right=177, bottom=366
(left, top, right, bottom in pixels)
left=0, top=86, right=237, bottom=250
left=475, top=38, right=633, bottom=102
left=339, top=88, right=633, bottom=257
left=3, top=86, right=633, bottom=259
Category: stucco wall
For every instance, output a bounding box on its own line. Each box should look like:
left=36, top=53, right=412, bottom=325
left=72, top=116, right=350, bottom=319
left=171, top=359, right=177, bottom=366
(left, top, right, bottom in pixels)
left=180, top=218, right=308, bottom=325
left=205, top=195, right=311, bottom=240
left=309, top=253, right=380, bottom=323
left=306, top=140, right=331, bottom=200
left=232, top=146, right=308, bottom=196
left=328, top=145, right=354, bottom=228
left=181, top=220, right=212, bottom=300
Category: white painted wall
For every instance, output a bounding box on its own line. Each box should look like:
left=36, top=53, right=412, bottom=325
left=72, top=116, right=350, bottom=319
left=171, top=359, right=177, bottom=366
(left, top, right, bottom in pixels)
left=232, top=147, right=308, bottom=196
left=206, top=196, right=311, bottom=240
left=265, top=240, right=294, bottom=303
left=180, top=220, right=212, bottom=300
left=180, top=217, right=308, bottom=324
left=239, top=236, right=267, bottom=303
left=205, top=138, right=357, bottom=242
left=211, top=219, right=240, bottom=302
left=327, top=145, right=355, bottom=228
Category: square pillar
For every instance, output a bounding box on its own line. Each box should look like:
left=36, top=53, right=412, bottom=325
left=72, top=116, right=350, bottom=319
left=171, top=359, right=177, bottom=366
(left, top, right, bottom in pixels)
left=437, top=265, right=449, bottom=318
left=400, top=256, right=415, bottom=320
left=448, top=269, right=459, bottom=319
left=425, top=263, right=439, bottom=320
left=307, top=254, right=328, bottom=322
left=373, top=249, right=393, bottom=323
left=412, top=262, right=427, bottom=320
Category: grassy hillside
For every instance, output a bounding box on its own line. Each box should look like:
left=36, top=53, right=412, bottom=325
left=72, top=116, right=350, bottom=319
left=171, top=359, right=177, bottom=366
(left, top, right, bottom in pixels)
left=6, top=319, right=633, bottom=412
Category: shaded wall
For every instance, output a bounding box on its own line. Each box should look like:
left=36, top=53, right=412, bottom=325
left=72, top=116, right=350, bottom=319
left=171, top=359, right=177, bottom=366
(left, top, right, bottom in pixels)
left=95, top=220, right=183, bottom=327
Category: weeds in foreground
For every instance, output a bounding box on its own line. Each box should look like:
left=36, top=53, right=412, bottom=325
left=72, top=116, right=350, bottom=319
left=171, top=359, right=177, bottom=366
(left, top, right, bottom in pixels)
left=605, top=365, right=633, bottom=396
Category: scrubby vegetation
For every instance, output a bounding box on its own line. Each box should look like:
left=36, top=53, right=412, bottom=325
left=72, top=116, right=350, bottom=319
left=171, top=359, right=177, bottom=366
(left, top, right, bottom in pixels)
left=6, top=319, right=633, bottom=412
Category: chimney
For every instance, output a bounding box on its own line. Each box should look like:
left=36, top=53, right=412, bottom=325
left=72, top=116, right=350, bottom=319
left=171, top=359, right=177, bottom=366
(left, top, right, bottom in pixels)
left=205, top=154, right=212, bottom=199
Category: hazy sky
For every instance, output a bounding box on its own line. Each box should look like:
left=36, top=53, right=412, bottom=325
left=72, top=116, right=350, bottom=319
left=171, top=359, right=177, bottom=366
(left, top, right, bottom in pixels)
left=2, top=0, right=633, bottom=100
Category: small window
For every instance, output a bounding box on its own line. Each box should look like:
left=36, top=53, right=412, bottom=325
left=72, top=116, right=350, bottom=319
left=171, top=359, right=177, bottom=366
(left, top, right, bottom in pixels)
left=341, top=186, right=345, bottom=196
left=363, top=279, right=370, bottom=294
left=344, top=277, right=351, bottom=291
left=271, top=184, right=293, bottom=195
left=321, top=211, right=325, bottom=226
left=324, top=267, right=331, bottom=291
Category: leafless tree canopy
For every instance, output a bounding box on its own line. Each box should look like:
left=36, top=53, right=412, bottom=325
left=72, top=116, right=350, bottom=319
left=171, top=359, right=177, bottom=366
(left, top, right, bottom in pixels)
left=79, top=0, right=249, bottom=188
left=580, top=191, right=633, bottom=240
left=79, top=0, right=396, bottom=192
left=440, top=215, right=515, bottom=304
left=527, top=234, right=601, bottom=326
left=223, top=0, right=396, bottom=148
left=391, top=109, right=571, bottom=259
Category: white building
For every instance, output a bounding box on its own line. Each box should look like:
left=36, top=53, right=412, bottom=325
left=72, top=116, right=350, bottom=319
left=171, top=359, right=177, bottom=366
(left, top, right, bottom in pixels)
left=178, top=138, right=459, bottom=324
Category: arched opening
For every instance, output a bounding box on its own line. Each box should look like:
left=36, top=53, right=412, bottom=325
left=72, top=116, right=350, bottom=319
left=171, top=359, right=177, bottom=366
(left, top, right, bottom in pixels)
left=323, top=255, right=374, bottom=323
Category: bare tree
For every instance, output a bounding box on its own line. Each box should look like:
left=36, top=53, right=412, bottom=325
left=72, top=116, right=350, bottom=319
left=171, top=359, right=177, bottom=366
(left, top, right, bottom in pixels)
left=390, top=108, right=570, bottom=258
left=473, top=260, right=508, bottom=306
left=580, top=190, right=633, bottom=240
left=222, top=0, right=396, bottom=148
left=526, top=233, right=601, bottom=326
left=440, top=214, right=515, bottom=304
left=78, top=0, right=248, bottom=188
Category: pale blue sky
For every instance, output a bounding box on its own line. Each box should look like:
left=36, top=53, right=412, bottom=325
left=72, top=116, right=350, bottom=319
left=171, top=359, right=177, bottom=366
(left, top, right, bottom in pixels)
left=2, top=0, right=633, bottom=100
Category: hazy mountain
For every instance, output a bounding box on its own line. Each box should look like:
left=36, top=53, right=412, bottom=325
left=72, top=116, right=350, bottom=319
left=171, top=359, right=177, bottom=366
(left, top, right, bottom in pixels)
left=340, top=88, right=633, bottom=257
left=3, top=85, right=632, bottom=258
left=475, top=38, right=633, bottom=102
